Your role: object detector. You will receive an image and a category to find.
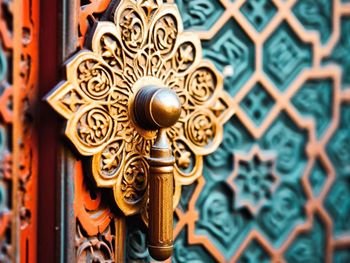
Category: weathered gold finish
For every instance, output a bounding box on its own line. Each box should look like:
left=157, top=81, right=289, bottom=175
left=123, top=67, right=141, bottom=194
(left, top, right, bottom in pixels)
left=148, top=128, right=175, bottom=260
left=45, top=0, right=234, bottom=260
left=134, top=86, right=181, bottom=130
left=134, top=86, right=180, bottom=259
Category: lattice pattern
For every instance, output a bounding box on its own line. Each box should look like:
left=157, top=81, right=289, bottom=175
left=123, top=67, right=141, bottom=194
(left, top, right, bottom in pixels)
left=73, top=0, right=350, bottom=262
left=0, top=0, right=39, bottom=261
left=169, top=0, right=350, bottom=261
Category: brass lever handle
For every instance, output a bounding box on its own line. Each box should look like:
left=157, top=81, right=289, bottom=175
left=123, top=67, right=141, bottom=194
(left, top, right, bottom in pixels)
left=45, top=0, right=232, bottom=261
left=148, top=129, right=174, bottom=260
left=134, top=86, right=181, bottom=260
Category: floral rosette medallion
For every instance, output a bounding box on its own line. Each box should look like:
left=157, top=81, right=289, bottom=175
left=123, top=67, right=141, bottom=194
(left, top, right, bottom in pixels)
left=46, top=0, right=233, bottom=218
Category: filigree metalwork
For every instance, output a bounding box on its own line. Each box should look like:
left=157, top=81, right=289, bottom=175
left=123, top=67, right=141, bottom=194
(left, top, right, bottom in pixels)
left=46, top=0, right=233, bottom=218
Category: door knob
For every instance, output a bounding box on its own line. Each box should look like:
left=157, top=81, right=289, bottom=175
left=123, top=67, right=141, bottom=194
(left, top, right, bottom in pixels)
left=45, top=0, right=234, bottom=261
left=134, top=86, right=181, bottom=130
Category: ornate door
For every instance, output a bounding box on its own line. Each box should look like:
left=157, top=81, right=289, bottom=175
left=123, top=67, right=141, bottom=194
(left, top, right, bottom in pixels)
left=1, top=0, right=350, bottom=262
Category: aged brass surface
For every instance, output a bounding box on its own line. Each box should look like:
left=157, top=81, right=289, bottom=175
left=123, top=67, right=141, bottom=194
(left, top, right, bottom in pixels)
left=134, top=86, right=181, bottom=130
left=45, top=0, right=234, bottom=260
left=148, top=128, right=175, bottom=260
left=134, top=86, right=180, bottom=259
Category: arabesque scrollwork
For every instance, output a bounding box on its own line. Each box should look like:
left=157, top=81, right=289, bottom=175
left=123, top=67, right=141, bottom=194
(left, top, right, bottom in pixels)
left=46, top=0, right=233, bottom=220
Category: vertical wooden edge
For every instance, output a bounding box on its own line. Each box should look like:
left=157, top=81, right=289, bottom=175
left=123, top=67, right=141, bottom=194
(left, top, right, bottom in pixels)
left=115, top=216, right=126, bottom=262
left=11, top=0, right=41, bottom=261
left=38, top=0, right=59, bottom=260
left=25, top=0, right=40, bottom=260
left=56, top=149, right=77, bottom=263
left=12, top=0, right=22, bottom=260
left=56, top=0, right=79, bottom=262
left=58, top=0, right=79, bottom=62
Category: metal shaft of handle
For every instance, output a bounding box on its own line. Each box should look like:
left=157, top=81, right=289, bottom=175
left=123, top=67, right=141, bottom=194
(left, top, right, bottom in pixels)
left=148, top=129, right=174, bottom=261
left=134, top=86, right=181, bottom=261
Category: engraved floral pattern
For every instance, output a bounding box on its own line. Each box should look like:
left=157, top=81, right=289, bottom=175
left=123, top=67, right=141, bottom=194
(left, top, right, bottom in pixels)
left=46, top=0, right=232, bottom=217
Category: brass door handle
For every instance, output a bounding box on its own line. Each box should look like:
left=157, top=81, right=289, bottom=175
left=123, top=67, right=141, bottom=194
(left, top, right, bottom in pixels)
left=45, top=0, right=233, bottom=261
left=147, top=129, right=174, bottom=260
left=134, top=86, right=180, bottom=259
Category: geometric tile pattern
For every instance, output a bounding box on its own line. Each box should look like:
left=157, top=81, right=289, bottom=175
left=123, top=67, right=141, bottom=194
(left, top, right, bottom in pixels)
left=324, top=17, right=350, bottom=89
left=241, top=0, right=277, bottom=32
left=293, top=0, right=333, bottom=45
left=228, top=146, right=279, bottom=215
left=176, top=0, right=225, bottom=31
left=73, top=0, right=350, bottom=262
left=169, top=0, right=350, bottom=261
left=292, top=79, right=333, bottom=139
left=263, top=22, right=312, bottom=91
left=202, top=19, right=255, bottom=96
left=240, top=82, right=275, bottom=126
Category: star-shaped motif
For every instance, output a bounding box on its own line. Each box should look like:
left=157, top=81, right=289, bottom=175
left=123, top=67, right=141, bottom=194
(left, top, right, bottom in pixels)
left=227, top=145, right=279, bottom=215
left=62, top=91, right=84, bottom=112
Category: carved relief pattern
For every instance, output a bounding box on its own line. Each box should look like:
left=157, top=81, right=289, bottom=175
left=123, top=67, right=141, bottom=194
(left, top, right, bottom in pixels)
left=69, top=0, right=350, bottom=261
left=228, top=146, right=278, bottom=215
left=48, top=0, right=232, bottom=221
left=240, top=0, right=277, bottom=32
left=293, top=0, right=332, bottom=45
left=166, top=0, right=350, bottom=262
left=74, top=1, right=116, bottom=260
left=76, top=222, right=115, bottom=262
left=0, top=0, right=39, bottom=261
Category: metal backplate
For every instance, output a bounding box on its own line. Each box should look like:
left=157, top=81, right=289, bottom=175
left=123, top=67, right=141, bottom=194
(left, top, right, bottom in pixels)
left=46, top=0, right=233, bottom=220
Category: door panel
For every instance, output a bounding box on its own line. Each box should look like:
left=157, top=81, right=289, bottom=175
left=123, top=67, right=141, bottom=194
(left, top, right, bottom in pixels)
left=1, top=0, right=350, bottom=262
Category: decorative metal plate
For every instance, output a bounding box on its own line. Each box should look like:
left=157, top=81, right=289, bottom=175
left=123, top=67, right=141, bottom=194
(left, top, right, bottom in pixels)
left=46, top=0, right=233, bottom=218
